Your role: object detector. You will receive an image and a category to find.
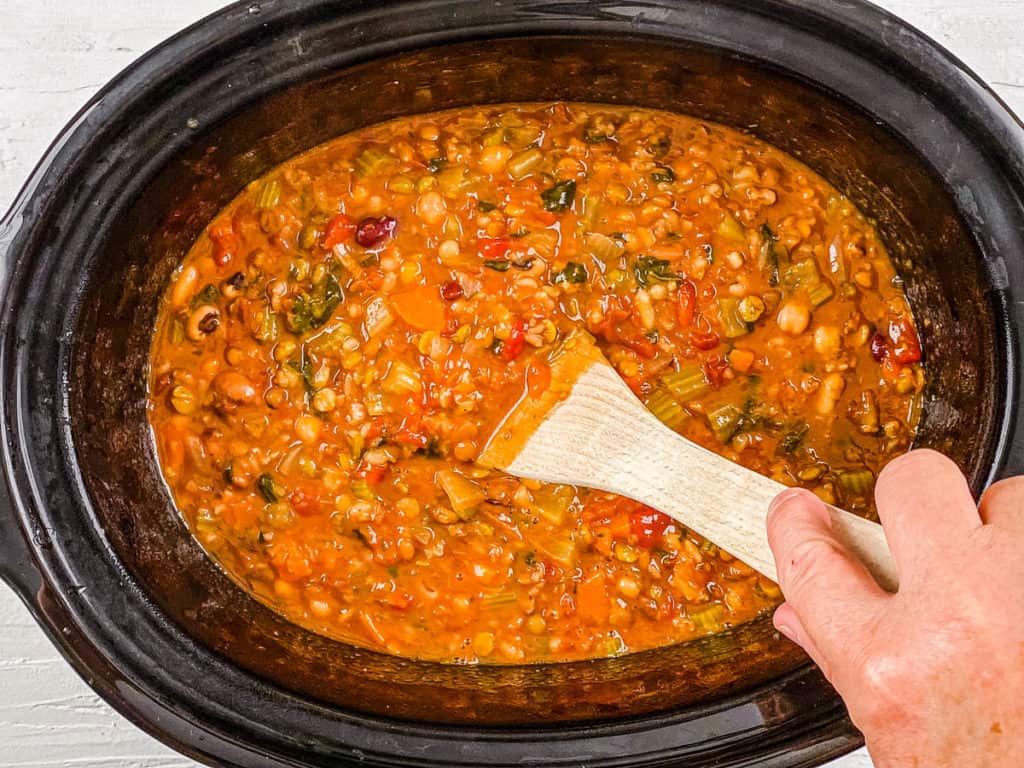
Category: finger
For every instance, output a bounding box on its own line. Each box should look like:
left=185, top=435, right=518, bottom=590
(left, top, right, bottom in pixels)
left=874, top=449, right=980, bottom=571
left=767, top=488, right=888, bottom=664
left=773, top=602, right=831, bottom=676
left=978, top=476, right=1024, bottom=530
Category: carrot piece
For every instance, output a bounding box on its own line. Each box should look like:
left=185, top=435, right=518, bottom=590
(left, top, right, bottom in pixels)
left=728, top=348, right=756, bottom=373
left=391, top=284, right=445, bottom=332
left=575, top=574, right=609, bottom=625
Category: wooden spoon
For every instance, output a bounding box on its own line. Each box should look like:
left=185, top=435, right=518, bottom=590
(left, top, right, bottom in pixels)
left=479, top=331, right=898, bottom=591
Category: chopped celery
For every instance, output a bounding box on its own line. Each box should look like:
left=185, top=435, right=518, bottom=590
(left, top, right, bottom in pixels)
left=578, top=193, right=601, bottom=229
left=255, top=309, right=279, bottom=343
left=437, top=165, right=471, bottom=196
left=351, top=479, right=374, bottom=500
left=707, top=403, right=743, bottom=443
left=717, top=213, right=747, bottom=243
left=690, top=603, right=727, bottom=631
left=808, top=281, right=834, bottom=307
left=480, top=591, right=517, bottom=610
left=646, top=389, right=688, bottom=430
left=312, top=321, right=354, bottom=353
left=717, top=298, right=751, bottom=338
left=507, top=148, right=543, bottom=179
left=782, top=259, right=821, bottom=290
left=584, top=232, right=625, bottom=263
left=503, top=123, right=541, bottom=147
left=256, top=179, right=281, bottom=209
left=661, top=365, right=710, bottom=401
left=837, top=468, right=874, bottom=495
left=437, top=470, right=485, bottom=515
left=354, top=147, right=394, bottom=177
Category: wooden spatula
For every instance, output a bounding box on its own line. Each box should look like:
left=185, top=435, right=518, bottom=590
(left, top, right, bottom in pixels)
left=478, top=331, right=898, bottom=591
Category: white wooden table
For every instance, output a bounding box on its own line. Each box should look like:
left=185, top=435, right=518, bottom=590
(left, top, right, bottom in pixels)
left=0, top=2, right=1021, bottom=766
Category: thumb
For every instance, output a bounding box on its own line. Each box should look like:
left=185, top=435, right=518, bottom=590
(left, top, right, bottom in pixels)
left=767, top=489, right=889, bottom=680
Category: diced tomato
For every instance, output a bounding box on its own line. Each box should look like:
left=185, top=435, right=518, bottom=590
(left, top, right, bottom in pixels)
left=525, top=360, right=551, bottom=397
left=381, top=591, right=412, bottom=611
left=888, top=317, right=922, bottom=364
left=630, top=506, right=674, bottom=548
left=502, top=319, right=529, bottom=362
left=440, top=279, right=464, bottom=301
left=208, top=221, right=237, bottom=267
left=703, top=356, right=730, bottom=388
left=677, top=280, right=697, bottom=327
left=357, top=463, right=388, bottom=484
left=395, top=428, right=430, bottom=449
left=478, top=237, right=511, bottom=260
left=691, top=330, right=720, bottom=350
left=608, top=513, right=632, bottom=540
left=289, top=486, right=323, bottom=516
left=575, top=574, right=609, bottom=625
left=621, top=334, right=657, bottom=359
left=541, top=560, right=562, bottom=582
left=322, top=213, right=356, bottom=249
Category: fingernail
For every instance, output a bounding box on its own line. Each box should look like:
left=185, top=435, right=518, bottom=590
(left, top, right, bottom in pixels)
left=768, top=488, right=804, bottom=517
left=775, top=623, right=798, bottom=643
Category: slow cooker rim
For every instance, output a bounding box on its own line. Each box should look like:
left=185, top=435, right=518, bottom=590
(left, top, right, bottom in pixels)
left=1, top=1, right=1023, bottom=767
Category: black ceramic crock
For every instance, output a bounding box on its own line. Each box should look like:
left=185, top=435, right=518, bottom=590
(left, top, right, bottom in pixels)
left=2, top=1, right=1024, bottom=766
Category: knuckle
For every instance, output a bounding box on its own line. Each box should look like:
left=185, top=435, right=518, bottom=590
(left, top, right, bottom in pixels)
left=777, top=536, right=841, bottom=597
left=850, top=649, right=911, bottom=724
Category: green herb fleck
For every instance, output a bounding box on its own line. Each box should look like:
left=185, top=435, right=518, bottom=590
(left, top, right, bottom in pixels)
left=634, top=255, right=679, bottom=287
left=484, top=259, right=511, bottom=272
left=779, top=423, right=810, bottom=455
left=540, top=180, right=577, bottom=212
left=257, top=473, right=280, bottom=503
left=651, top=166, right=676, bottom=183
left=478, top=200, right=498, bottom=212
left=287, top=273, right=343, bottom=333
left=553, top=261, right=588, bottom=284
left=190, top=284, right=220, bottom=309
left=648, top=134, right=671, bottom=158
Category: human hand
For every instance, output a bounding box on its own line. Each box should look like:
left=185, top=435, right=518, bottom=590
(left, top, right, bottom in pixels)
left=766, top=449, right=1024, bottom=767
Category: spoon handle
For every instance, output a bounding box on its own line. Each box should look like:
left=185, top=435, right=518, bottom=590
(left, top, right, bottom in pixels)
left=506, top=362, right=899, bottom=591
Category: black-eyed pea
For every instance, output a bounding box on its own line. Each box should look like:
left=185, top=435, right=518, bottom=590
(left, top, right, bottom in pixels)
left=186, top=305, right=220, bottom=341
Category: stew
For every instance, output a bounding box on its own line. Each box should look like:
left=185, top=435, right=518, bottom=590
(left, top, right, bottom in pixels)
left=149, top=103, right=923, bottom=663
